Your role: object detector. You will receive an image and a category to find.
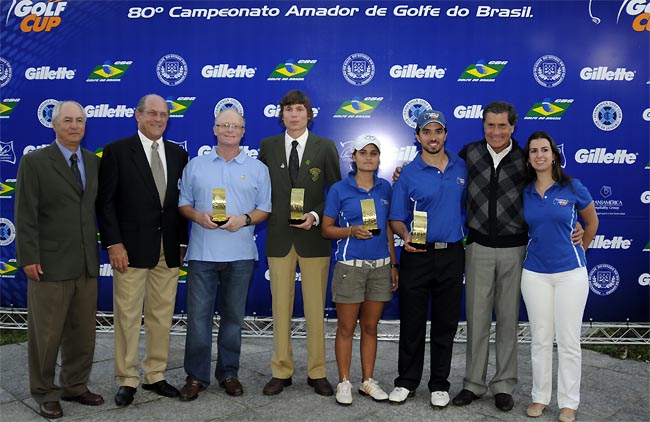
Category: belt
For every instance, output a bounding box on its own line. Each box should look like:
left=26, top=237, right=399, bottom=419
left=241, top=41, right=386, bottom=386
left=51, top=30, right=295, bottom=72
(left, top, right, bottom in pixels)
left=340, top=257, right=391, bottom=268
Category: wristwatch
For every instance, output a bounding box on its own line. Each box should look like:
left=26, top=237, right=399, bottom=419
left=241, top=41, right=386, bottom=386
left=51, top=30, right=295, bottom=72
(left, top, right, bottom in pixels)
left=244, top=213, right=252, bottom=226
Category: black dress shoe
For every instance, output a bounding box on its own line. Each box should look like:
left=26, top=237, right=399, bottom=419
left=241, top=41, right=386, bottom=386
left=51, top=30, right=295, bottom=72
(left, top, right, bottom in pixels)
left=307, top=377, right=334, bottom=396
left=114, top=386, right=136, bottom=407
left=62, top=390, right=105, bottom=406
left=40, top=401, right=63, bottom=418
left=452, top=389, right=479, bottom=406
left=262, top=377, right=292, bottom=396
left=495, top=393, right=514, bottom=411
left=142, top=380, right=180, bottom=398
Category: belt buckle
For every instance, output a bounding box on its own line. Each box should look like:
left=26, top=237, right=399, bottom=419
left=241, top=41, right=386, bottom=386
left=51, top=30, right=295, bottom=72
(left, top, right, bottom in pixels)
left=434, top=242, right=447, bottom=249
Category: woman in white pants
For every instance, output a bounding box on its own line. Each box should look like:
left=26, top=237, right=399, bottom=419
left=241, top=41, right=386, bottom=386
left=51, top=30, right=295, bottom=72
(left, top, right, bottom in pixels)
left=520, top=131, right=598, bottom=422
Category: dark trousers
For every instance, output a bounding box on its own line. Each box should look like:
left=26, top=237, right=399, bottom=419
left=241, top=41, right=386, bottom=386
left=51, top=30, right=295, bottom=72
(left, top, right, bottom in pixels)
left=394, top=242, right=464, bottom=392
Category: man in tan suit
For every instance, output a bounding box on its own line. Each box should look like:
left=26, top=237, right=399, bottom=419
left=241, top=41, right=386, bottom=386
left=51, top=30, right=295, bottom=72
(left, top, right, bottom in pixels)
left=259, top=90, right=341, bottom=396
left=15, top=100, right=104, bottom=419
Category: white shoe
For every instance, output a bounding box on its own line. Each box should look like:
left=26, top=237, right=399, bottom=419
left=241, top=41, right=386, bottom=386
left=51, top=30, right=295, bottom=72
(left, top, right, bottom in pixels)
left=335, top=380, right=352, bottom=406
left=359, top=378, right=388, bottom=402
left=388, top=386, right=414, bottom=404
left=430, top=391, right=450, bottom=408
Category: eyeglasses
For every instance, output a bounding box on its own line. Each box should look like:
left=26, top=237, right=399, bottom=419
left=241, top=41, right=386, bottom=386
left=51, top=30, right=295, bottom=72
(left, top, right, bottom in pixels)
left=215, top=123, right=245, bottom=130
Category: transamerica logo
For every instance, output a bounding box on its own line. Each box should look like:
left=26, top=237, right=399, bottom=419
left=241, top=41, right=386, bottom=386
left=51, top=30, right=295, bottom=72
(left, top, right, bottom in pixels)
left=575, top=148, right=637, bottom=164
left=268, top=59, right=316, bottom=80
left=87, top=61, right=132, bottom=82
left=389, top=64, right=446, bottom=79
left=458, top=60, right=507, bottom=82
left=166, top=97, right=195, bottom=118
left=454, top=104, right=484, bottom=119
left=333, top=97, right=382, bottom=118
left=6, top=0, right=68, bottom=32
left=25, top=66, right=75, bottom=80
left=0, top=179, right=16, bottom=198
left=203, top=64, right=256, bottom=78
left=84, top=104, right=135, bottom=118
left=595, top=186, right=625, bottom=216
left=0, top=99, right=20, bottom=118
left=524, top=99, right=573, bottom=120
left=589, top=235, right=632, bottom=249
left=580, top=66, right=635, bottom=81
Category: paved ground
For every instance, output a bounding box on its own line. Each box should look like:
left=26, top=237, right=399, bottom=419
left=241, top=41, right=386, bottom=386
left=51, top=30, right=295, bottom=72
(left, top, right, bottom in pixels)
left=0, top=331, right=648, bottom=421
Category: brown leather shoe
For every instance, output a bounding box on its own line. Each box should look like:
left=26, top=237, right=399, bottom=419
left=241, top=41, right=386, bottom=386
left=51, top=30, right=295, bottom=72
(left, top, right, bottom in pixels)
left=220, top=378, right=243, bottom=396
left=179, top=376, right=205, bottom=401
left=40, top=401, right=63, bottom=419
left=61, top=390, right=105, bottom=406
left=262, top=377, right=292, bottom=396
left=307, top=377, right=334, bottom=396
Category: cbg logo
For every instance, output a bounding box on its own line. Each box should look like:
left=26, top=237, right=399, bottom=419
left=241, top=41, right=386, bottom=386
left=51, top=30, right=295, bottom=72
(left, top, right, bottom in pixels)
left=7, top=0, right=68, bottom=32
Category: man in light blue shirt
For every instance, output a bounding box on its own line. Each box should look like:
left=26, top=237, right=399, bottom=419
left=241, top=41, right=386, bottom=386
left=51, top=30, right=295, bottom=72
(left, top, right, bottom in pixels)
left=177, top=108, right=271, bottom=400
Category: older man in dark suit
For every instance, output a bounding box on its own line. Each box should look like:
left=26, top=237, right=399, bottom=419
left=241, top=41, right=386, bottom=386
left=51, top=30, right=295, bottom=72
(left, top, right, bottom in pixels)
left=260, top=90, right=341, bottom=396
left=97, top=94, right=188, bottom=407
left=15, top=100, right=104, bottom=419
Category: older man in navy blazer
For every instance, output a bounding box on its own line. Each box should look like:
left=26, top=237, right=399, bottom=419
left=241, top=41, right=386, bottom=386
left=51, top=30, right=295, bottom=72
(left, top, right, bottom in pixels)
left=97, top=94, right=188, bottom=407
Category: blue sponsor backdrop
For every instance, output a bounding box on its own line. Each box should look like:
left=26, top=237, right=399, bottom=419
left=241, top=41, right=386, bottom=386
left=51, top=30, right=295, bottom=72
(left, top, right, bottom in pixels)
left=0, top=0, right=648, bottom=321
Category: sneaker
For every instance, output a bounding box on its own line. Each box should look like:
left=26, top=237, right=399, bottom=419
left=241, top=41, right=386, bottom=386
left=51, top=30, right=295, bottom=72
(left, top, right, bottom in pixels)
left=388, top=387, right=414, bottom=404
left=359, top=378, right=388, bottom=402
left=430, top=391, right=450, bottom=408
left=335, top=380, right=352, bottom=406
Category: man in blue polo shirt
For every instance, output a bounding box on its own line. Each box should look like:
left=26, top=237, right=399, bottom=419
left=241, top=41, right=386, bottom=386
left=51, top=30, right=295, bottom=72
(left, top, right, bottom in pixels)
left=388, top=109, right=467, bottom=409
left=177, top=108, right=271, bottom=400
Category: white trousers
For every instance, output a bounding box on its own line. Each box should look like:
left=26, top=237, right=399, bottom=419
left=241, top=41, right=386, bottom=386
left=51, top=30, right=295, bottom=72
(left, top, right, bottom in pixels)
left=521, top=267, right=588, bottom=410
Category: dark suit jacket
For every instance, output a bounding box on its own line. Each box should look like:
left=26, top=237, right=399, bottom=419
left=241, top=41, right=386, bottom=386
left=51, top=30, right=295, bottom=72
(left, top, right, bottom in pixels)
left=260, top=132, right=341, bottom=258
left=15, top=142, right=100, bottom=281
left=96, top=134, right=188, bottom=268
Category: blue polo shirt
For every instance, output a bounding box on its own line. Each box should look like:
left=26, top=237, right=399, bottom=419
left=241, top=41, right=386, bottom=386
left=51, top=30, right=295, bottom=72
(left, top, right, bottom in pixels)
left=523, top=179, right=593, bottom=273
left=389, top=151, right=467, bottom=243
left=179, top=147, right=272, bottom=262
left=324, top=173, right=392, bottom=261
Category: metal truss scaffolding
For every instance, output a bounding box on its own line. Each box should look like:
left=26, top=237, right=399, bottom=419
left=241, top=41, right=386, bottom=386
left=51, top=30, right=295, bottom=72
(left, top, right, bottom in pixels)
left=1, top=308, right=648, bottom=345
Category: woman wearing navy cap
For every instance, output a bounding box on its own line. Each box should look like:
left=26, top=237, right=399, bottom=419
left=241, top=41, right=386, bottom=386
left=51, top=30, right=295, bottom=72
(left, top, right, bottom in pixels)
left=521, top=131, right=598, bottom=422
left=322, top=134, right=398, bottom=406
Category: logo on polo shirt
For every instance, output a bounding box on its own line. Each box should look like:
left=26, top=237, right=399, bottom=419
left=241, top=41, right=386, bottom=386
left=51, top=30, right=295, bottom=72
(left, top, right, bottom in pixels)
left=588, top=263, right=620, bottom=296
left=458, top=60, right=507, bottom=82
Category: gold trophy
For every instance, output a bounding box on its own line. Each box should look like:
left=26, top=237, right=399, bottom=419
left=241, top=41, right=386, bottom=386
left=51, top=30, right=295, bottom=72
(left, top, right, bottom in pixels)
left=211, top=188, right=229, bottom=226
left=409, top=210, right=427, bottom=250
left=289, top=188, right=306, bottom=225
left=361, top=199, right=380, bottom=236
